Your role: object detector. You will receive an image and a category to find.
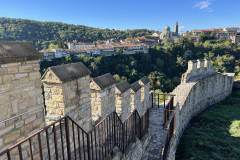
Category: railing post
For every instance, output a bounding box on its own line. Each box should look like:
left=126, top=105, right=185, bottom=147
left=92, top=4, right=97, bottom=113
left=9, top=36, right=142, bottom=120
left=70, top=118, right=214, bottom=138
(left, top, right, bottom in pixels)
left=135, top=111, right=137, bottom=137
left=164, top=94, right=166, bottom=108
left=173, top=112, right=176, bottom=131
left=65, top=117, right=71, bottom=160
left=122, top=123, right=125, bottom=152
left=87, top=133, right=91, bottom=160
left=139, top=117, right=142, bottom=139
left=171, top=96, right=174, bottom=110
left=151, top=93, right=154, bottom=108
left=158, top=94, right=160, bottom=108
left=163, top=110, right=165, bottom=129
left=114, top=113, right=116, bottom=145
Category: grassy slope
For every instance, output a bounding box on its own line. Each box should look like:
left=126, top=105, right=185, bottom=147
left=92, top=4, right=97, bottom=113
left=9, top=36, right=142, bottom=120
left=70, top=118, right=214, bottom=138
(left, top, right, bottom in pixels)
left=176, top=90, right=240, bottom=160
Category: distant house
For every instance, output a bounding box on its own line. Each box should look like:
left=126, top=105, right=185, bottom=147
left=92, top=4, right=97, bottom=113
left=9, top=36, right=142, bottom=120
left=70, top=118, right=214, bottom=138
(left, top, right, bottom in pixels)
left=67, top=42, right=95, bottom=49
left=52, top=49, right=69, bottom=58
left=199, top=29, right=219, bottom=35
left=182, top=31, right=190, bottom=37
left=152, top=32, right=161, bottom=37
left=39, top=49, right=57, bottom=61
left=122, top=43, right=149, bottom=54
left=192, top=30, right=202, bottom=36
left=229, top=35, right=240, bottom=43
left=216, top=31, right=229, bottom=40
left=188, top=36, right=197, bottom=42
left=224, top=27, right=240, bottom=33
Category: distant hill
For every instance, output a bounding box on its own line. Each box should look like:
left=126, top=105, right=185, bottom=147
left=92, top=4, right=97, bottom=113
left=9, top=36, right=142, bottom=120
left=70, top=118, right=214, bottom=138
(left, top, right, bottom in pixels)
left=0, top=17, right=153, bottom=50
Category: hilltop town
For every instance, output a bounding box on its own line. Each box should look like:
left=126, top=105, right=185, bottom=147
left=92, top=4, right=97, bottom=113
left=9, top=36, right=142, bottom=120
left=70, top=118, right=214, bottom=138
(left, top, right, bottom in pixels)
left=38, top=22, right=240, bottom=61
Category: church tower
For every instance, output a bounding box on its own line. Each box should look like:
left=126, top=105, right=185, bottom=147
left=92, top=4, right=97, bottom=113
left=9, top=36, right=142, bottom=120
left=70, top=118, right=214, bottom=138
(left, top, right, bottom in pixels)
left=175, top=21, right=178, bottom=34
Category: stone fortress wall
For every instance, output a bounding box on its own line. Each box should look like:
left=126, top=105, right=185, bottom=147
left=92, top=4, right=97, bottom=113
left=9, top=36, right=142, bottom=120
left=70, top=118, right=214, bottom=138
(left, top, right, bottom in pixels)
left=0, top=42, right=152, bottom=157
left=0, top=42, right=45, bottom=153
left=0, top=42, right=235, bottom=160
left=90, top=73, right=116, bottom=122
left=167, top=59, right=235, bottom=160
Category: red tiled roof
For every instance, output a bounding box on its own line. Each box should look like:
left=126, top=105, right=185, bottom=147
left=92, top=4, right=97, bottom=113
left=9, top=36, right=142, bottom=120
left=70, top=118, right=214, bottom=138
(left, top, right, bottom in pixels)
left=200, top=29, right=219, bottom=32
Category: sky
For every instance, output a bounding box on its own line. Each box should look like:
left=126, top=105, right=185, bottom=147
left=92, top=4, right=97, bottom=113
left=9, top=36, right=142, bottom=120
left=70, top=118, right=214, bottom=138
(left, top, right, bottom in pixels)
left=0, top=0, right=239, bottom=33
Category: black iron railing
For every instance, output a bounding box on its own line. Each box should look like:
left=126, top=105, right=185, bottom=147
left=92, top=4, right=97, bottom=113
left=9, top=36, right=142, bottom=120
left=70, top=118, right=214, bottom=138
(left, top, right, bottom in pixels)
left=161, top=111, right=175, bottom=160
left=151, top=93, right=175, bottom=128
left=151, top=92, right=176, bottom=160
left=0, top=109, right=149, bottom=160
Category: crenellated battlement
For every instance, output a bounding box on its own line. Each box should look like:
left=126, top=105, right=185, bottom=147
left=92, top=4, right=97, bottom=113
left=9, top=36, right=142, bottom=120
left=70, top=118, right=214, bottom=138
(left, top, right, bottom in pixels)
left=168, top=59, right=235, bottom=160
left=182, top=59, right=216, bottom=83
left=1, top=42, right=235, bottom=160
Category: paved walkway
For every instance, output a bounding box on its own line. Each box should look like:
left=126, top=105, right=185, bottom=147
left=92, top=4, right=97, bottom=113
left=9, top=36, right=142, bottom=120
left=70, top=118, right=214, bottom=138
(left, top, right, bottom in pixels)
left=141, top=105, right=168, bottom=160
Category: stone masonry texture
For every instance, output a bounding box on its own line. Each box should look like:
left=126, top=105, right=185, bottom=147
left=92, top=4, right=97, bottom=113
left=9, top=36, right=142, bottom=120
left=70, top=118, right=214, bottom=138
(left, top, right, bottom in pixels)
left=167, top=59, right=235, bottom=160
left=90, top=73, right=116, bottom=122
left=0, top=60, right=45, bottom=153
left=41, top=62, right=92, bottom=132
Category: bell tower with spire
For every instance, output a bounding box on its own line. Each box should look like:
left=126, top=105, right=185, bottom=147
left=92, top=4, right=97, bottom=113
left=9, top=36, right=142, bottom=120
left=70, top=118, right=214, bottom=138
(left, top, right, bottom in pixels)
left=175, top=21, right=178, bottom=34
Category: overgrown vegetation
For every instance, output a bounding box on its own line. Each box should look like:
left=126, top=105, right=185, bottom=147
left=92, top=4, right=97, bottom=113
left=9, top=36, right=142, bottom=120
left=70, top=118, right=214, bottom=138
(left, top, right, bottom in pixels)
left=0, top=17, right=153, bottom=50
left=176, top=90, right=240, bottom=160
left=40, top=36, right=240, bottom=92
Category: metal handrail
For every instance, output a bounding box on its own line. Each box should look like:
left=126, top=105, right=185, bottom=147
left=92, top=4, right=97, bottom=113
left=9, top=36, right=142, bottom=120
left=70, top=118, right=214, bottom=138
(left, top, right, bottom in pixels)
left=0, top=108, right=149, bottom=160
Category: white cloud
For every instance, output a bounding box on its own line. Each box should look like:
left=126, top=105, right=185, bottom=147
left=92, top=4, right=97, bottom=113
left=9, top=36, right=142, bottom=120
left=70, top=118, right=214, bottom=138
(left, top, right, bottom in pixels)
left=193, top=1, right=213, bottom=12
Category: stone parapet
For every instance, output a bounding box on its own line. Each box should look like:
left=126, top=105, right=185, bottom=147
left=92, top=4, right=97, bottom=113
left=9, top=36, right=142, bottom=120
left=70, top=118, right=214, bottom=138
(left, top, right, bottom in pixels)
left=181, top=59, right=216, bottom=83
left=41, top=62, right=92, bottom=131
left=138, top=76, right=151, bottom=114
left=90, top=73, right=116, bottom=121
left=130, top=81, right=142, bottom=113
left=115, top=80, right=131, bottom=121
left=167, top=60, right=235, bottom=160
left=0, top=42, right=45, bottom=153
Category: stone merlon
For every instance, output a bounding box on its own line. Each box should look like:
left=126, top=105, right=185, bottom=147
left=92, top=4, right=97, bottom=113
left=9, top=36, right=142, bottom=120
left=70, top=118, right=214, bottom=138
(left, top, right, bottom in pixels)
left=91, top=73, right=116, bottom=90
left=116, top=80, right=131, bottom=93
left=41, top=62, right=91, bottom=83
left=0, top=41, right=43, bottom=64
left=182, top=59, right=216, bottom=83
left=139, top=76, right=150, bottom=85
left=131, top=81, right=142, bottom=93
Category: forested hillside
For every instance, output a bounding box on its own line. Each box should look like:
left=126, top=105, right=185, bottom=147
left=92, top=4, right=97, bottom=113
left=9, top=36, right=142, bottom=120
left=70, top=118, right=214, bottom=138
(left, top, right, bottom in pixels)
left=1, top=17, right=239, bottom=92
left=0, top=17, right=153, bottom=50
left=40, top=37, right=240, bottom=92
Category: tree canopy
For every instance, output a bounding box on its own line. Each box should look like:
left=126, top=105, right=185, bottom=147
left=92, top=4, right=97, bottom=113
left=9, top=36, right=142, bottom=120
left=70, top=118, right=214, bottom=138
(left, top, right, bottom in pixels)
left=0, top=17, right=153, bottom=50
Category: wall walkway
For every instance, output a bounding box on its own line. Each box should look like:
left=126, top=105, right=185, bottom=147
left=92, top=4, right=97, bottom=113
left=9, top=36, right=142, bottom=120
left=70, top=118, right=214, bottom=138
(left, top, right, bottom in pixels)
left=141, top=104, right=168, bottom=160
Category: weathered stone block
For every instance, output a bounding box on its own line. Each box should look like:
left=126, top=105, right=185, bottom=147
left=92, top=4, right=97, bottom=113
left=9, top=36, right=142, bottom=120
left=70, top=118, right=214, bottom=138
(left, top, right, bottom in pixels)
left=52, top=95, right=64, bottom=102
left=18, top=97, right=36, bottom=110
left=0, top=103, right=10, bottom=121
left=29, top=72, right=41, bottom=81
left=7, top=67, right=18, bottom=74
left=0, top=68, right=7, bottom=75
left=1, top=62, right=20, bottom=67
left=3, top=75, right=14, bottom=83
left=25, top=115, right=36, bottom=124
left=0, top=125, right=14, bottom=137
left=20, top=123, right=33, bottom=135
left=4, top=130, right=20, bottom=144
left=19, top=77, right=30, bottom=84
left=19, top=65, right=32, bottom=73
left=15, top=121, right=24, bottom=129
left=15, top=73, right=28, bottom=79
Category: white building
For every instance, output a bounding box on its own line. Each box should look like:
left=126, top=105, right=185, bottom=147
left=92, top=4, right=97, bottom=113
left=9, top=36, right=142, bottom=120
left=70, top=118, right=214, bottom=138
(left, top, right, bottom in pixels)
left=52, top=49, right=69, bottom=58
left=216, top=31, right=229, bottom=40
left=67, top=42, right=95, bottom=49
